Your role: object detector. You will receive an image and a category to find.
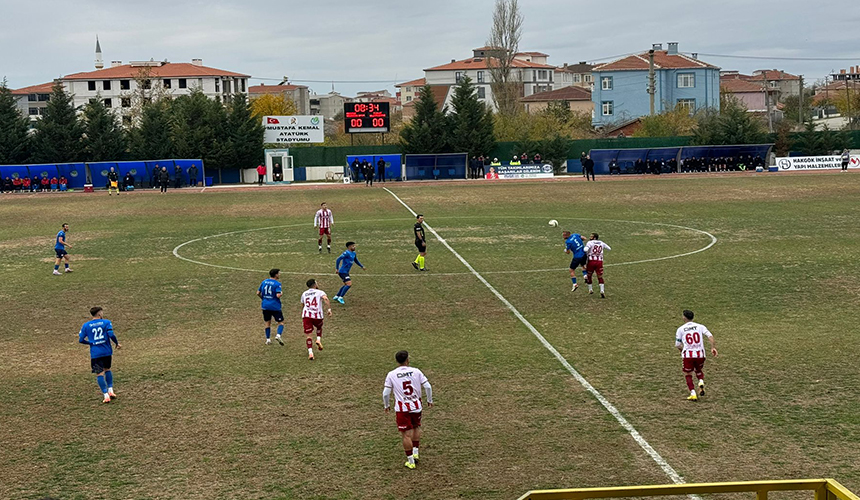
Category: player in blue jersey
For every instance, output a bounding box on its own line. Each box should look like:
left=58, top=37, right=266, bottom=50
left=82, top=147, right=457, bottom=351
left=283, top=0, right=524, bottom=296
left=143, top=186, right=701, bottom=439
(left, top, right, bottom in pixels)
left=333, top=241, right=365, bottom=304
left=563, top=230, right=588, bottom=291
left=53, top=223, right=73, bottom=275
left=257, top=268, right=285, bottom=345
left=78, top=306, right=121, bottom=404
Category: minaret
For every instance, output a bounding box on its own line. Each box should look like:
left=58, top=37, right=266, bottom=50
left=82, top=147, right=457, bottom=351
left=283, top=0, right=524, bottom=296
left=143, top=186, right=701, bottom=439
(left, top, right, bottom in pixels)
left=95, top=36, right=104, bottom=70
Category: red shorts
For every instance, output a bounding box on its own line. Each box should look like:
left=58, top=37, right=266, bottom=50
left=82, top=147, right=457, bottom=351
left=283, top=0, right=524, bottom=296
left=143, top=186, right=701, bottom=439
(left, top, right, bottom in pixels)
left=586, top=260, right=604, bottom=275
left=319, top=227, right=331, bottom=236
left=396, top=411, right=422, bottom=431
left=682, top=357, right=705, bottom=372
left=303, top=317, right=323, bottom=334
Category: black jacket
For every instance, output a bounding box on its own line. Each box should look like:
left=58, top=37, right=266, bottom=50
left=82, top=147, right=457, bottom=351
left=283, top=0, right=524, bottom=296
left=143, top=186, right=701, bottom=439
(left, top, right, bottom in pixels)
left=582, top=158, right=595, bottom=170
left=158, top=170, right=170, bottom=183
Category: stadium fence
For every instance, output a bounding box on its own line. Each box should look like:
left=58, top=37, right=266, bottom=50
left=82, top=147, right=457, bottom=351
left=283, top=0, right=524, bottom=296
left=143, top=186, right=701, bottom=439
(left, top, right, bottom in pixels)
left=404, top=153, right=468, bottom=180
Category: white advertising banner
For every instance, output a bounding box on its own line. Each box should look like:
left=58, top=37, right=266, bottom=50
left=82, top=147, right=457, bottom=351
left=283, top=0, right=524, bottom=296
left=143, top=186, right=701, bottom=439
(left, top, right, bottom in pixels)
left=775, top=155, right=859, bottom=171
left=488, top=163, right=555, bottom=179
left=263, top=116, right=324, bottom=144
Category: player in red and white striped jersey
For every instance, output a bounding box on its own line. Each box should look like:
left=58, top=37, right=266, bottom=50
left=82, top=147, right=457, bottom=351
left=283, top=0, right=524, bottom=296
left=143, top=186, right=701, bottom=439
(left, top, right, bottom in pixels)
left=675, top=310, right=717, bottom=401
left=314, top=202, right=334, bottom=253
left=584, top=233, right=611, bottom=298
left=300, top=279, right=331, bottom=360
left=383, top=350, right=433, bottom=469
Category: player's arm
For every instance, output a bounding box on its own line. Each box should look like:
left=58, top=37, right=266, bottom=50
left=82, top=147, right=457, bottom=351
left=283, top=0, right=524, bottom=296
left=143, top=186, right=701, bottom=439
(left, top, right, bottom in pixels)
left=675, top=329, right=682, bottom=351
left=59, top=235, right=71, bottom=247
left=107, top=323, right=121, bottom=349
left=313, top=212, right=319, bottom=227
left=256, top=288, right=262, bottom=299
left=335, top=254, right=344, bottom=270
left=354, top=257, right=365, bottom=269
left=705, top=330, right=717, bottom=357
left=382, top=385, right=393, bottom=413
left=603, top=243, right=611, bottom=251
left=78, top=328, right=90, bottom=345
left=322, top=294, right=332, bottom=316
left=422, top=380, right=433, bottom=407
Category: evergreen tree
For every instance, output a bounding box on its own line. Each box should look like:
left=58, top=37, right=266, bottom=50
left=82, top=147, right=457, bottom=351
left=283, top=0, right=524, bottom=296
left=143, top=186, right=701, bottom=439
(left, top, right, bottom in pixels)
left=539, top=134, right=570, bottom=174
left=171, top=89, right=218, bottom=162
left=400, top=85, right=449, bottom=154
left=692, top=94, right=767, bottom=145
left=81, top=97, right=127, bottom=162
left=224, top=93, right=264, bottom=169
left=31, top=83, right=84, bottom=162
left=130, top=100, right=173, bottom=160
left=448, top=76, right=496, bottom=156
left=0, top=79, right=32, bottom=163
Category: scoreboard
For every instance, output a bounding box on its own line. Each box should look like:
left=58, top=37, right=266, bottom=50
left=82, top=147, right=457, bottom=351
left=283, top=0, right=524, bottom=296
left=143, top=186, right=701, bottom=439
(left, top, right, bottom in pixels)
left=344, top=102, right=390, bottom=133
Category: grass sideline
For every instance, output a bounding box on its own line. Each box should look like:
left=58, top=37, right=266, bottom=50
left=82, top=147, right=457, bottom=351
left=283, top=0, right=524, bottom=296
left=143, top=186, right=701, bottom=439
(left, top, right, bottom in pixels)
left=0, top=174, right=859, bottom=500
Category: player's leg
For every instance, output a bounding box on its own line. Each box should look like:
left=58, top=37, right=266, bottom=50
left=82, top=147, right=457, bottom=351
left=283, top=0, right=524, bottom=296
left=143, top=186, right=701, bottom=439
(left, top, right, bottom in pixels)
left=275, top=313, right=285, bottom=345
left=585, top=266, right=594, bottom=294
left=314, top=321, right=323, bottom=350
left=263, top=312, right=273, bottom=344
left=597, top=266, right=606, bottom=298
left=337, top=278, right=352, bottom=301
left=318, top=230, right=323, bottom=253
left=569, top=267, right=578, bottom=291
left=418, top=250, right=426, bottom=271
left=682, top=360, right=697, bottom=400
left=695, top=359, right=705, bottom=396
left=401, top=428, right=416, bottom=467
left=92, top=357, right=111, bottom=403
left=105, top=368, right=117, bottom=399
left=53, top=254, right=62, bottom=275
left=326, top=230, right=332, bottom=253
left=63, top=254, right=72, bottom=272
left=411, top=420, right=421, bottom=460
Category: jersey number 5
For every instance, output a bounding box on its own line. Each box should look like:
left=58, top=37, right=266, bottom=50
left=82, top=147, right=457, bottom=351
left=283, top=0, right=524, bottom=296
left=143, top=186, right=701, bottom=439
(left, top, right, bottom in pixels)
left=402, top=380, right=414, bottom=395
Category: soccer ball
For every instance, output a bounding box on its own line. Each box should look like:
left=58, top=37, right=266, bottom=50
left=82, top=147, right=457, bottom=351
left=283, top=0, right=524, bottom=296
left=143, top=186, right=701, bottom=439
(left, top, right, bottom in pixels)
left=548, top=219, right=559, bottom=227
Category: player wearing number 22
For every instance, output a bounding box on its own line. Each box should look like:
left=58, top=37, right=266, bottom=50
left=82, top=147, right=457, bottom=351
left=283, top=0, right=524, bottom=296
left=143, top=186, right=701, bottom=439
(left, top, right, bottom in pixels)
left=78, top=306, right=121, bottom=404
left=383, top=350, right=433, bottom=469
left=584, top=233, right=611, bottom=298
left=301, top=279, right=332, bottom=361
left=675, top=310, right=718, bottom=401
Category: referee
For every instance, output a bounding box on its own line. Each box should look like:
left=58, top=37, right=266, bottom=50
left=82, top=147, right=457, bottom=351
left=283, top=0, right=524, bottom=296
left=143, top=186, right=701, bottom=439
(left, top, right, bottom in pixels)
left=412, top=214, right=427, bottom=271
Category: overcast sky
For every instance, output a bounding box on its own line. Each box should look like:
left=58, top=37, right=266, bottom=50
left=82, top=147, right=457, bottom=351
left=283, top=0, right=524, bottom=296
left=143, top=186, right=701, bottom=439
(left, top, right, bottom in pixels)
left=2, top=0, right=859, bottom=96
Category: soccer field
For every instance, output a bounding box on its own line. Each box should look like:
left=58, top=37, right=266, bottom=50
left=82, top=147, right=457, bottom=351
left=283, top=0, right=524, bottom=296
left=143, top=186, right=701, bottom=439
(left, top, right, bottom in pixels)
left=1, top=174, right=859, bottom=500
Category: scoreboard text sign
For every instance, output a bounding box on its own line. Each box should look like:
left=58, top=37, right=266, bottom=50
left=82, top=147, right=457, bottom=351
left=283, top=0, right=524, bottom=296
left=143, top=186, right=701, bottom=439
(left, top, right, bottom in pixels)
left=344, top=102, right=390, bottom=133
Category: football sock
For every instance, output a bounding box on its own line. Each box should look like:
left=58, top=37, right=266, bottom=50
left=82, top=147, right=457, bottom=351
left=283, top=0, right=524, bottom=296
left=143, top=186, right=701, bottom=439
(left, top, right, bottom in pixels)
left=341, top=285, right=351, bottom=297
left=316, top=335, right=322, bottom=342
left=571, top=277, right=577, bottom=285
left=97, top=375, right=108, bottom=394
left=306, top=337, right=313, bottom=352
left=599, top=284, right=605, bottom=294
left=685, top=374, right=695, bottom=391
left=65, top=263, right=69, bottom=269
left=413, top=440, right=419, bottom=452
left=105, top=371, right=113, bottom=388
left=418, top=256, right=425, bottom=269
left=587, top=284, right=593, bottom=292
left=337, top=285, right=346, bottom=297
left=54, top=265, right=59, bottom=270
left=277, top=325, right=284, bottom=336
left=582, top=270, right=587, bottom=278
left=265, top=327, right=271, bottom=339
left=414, top=255, right=420, bottom=264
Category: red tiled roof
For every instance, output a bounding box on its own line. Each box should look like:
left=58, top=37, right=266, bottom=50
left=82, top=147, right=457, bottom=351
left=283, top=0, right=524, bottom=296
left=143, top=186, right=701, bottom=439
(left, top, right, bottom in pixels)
left=248, top=84, right=307, bottom=94
left=63, top=62, right=249, bottom=80
left=517, top=51, right=549, bottom=57
left=11, top=82, right=55, bottom=95
left=521, top=85, right=591, bottom=102
left=594, top=51, right=718, bottom=71
left=720, top=78, right=769, bottom=93
left=425, top=57, right=555, bottom=71
left=396, top=77, right=426, bottom=87
left=557, top=63, right=594, bottom=74
left=747, top=70, right=800, bottom=81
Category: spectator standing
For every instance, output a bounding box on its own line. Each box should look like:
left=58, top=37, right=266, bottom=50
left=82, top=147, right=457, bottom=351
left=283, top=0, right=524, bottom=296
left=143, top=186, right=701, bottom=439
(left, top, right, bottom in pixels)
left=151, top=166, right=160, bottom=189
left=350, top=159, right=360, bottom=182
left=583, top=155, right=595, bottom=181
left=533, top=153, right=542, bottom=164
left=187, top=164, right=198, bottom=187
left=256, top=163, right=266, bottom=185
left=158, top=166, right=170, bottom=193
left=580, top=152, right=588, bottom=177
left=477, top=155, right=486, bottom=178
left=174, top=165, right=183, bottom=189
left=59, top=176, right=68, bottom=192
left=841, top=149, right=850, bottom=172
left=363, top=160, right=373, bottom=187
left=469, top=156, right=478, bottom=179
left=377, top=158, right=386, bottom=183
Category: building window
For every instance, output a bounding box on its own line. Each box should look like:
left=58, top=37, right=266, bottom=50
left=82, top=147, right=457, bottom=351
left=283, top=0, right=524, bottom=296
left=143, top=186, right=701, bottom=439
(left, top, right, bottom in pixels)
left=574, top=74, right=581, bottom=83
left=477, top=71, right=484, bottom=83
left=585, top=75, right=592, bottom=83
left=103, top=80, right=111, bottom=91
left=406, top=96, right=412, bottom=102
left=178, top=78, right=187, bottom=89
left=198, top=78, right=203, bottom=88
left=455, top=72, right=463, bottom=83
left=477, top=87, right=486, bottom=99
left=29, top=107, right=39, bottom=115
left=38, top=94, right=50, bottom=101
left=121, top=97, right=131, bottom=108
left=104, top=98, right=112, bottom=108
left=142, top=79, right=152, bottom=89
left=601, top=76, right=613, bottom=90
left=120, top=80, right=130, bottom=90
left=28, top=94, right=37, bottom=101
left=770, top=81, right=778, bottom=88
left=215, top=79, right=220, bottom=92
left=677, top=73, right=695, bottom=88
left=163, top=79, right=172, bottom=89
left=601, top=101, right=613, bottom=116
left=88, top=81, right=96, bottom=91
left=241, top=79, right=246, bottom=92
left=538, top=70, right=548, bottom=80
left=677, top=98, right=696, bottom=113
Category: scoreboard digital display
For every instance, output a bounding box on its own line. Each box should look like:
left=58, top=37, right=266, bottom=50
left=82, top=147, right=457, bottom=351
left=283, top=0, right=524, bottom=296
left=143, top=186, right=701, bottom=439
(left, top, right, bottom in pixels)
left=344, top=102, right=390, bottom=133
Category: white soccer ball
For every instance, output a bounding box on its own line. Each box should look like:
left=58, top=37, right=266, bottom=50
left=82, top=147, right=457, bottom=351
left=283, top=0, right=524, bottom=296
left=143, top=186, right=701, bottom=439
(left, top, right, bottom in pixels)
left=548, top=219, right=559, bottom=227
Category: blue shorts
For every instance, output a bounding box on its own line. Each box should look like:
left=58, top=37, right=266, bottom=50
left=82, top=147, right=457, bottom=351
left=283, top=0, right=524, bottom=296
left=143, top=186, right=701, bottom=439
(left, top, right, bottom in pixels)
left=338, top=272, right=351, bottom=283
left=55, top=248, right=68, bottom=258
left=570, top=255, right=587, bottom=269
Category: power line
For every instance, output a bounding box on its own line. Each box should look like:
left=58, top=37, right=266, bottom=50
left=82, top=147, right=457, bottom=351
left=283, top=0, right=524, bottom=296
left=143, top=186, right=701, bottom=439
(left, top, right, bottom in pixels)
left=683, top=52, right=860, bottom=62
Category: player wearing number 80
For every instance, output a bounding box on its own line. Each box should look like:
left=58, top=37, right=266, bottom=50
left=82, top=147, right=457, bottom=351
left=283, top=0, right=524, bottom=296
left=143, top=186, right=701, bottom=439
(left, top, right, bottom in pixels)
left=78, top=306, right=121, bottom=404
left=675, top=310, right=718, bottom=401
left=301, top=279, right=332, bottom=361
left=383, top=350, right=433, bottom=469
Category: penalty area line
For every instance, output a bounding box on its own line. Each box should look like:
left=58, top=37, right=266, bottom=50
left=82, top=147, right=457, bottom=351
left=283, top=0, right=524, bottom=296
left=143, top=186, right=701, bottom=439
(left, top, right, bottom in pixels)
left=383, top=187, right=698, bottom=494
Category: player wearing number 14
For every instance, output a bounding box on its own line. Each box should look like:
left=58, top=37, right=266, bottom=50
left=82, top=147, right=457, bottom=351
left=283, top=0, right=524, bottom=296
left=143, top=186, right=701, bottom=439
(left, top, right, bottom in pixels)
left=78, top=306, right=121, bottom=404
left=257, top=269, right=285, bottom=345
left=675, top=310, right=718, bottom=401
left=301, top=279, right=331, bottom=361
left=383, top=350, right=433, bottom=469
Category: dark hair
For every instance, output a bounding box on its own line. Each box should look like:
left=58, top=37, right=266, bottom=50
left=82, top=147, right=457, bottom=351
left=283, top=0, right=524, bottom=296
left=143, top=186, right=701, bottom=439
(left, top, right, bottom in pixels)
left=591, top=232, right=599, bottom=240
left=395, top=350, right=409, bottom=364
left=269, top=268, right=280, bottom=278
left=62, top=223, right=69, bottom=227
left=320, top=202, right=326, bottom=206
left=416, top=214, right=423, bottom=219
left=306, top=279, right=316, bottom=288
left=683, top=310, right=694, bottom=321
left=346, top=241, right=355, bottom=248
left=90, top=306, right=103, bottom=317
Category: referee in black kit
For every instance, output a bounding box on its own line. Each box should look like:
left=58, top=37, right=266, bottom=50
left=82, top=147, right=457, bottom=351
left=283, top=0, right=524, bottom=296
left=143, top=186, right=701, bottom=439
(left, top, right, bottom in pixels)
left=412, top=214, right=427, bottom=271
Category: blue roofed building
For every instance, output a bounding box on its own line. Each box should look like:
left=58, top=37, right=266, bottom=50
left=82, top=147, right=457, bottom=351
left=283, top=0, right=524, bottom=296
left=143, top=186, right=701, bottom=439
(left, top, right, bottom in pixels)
left=591, top=42, right=720, bottom=128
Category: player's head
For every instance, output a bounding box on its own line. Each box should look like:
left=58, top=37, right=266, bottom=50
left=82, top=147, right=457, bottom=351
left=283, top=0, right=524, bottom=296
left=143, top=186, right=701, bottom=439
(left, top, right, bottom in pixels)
left=90, top=306, right=103, bottom=318
left=562, top=230, right=571, bottom=238
left=109, top=166, right=115, bottom=172
left=590, top=232, right=599, bottom=240
left=395, top=350, right=409, bottom=365
left=306, top=278, right=317, bottom=289
left=62, top=223, right=69, bottom=230
left=416, top=214, right=424, bottom=223
left=346, top=241, right=356, bottom=250
left=269, top=268, right=280, bottom=279
left=683, top=310, right=694, bottom=321
left=320, top=202, right=327, bottom=208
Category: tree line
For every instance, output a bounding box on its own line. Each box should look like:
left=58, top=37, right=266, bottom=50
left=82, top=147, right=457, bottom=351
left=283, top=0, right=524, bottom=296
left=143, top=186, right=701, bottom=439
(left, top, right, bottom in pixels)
left=0, top=80, right=264, bottom=170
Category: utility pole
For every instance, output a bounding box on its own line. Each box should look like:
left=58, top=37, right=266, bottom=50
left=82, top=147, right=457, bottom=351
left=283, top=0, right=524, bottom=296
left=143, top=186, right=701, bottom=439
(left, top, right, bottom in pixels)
left=648, top=49, right=656, bottom=116
left=764, top=83, right=774, bottom=133
left=798, top=75, right=804, bottom=126
left=847, top=81, right=852, bottom=131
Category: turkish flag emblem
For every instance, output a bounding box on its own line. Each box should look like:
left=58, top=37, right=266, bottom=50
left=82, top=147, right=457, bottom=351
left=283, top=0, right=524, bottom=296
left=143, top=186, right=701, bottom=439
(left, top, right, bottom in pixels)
left=267, top=117, right=280, bottom=124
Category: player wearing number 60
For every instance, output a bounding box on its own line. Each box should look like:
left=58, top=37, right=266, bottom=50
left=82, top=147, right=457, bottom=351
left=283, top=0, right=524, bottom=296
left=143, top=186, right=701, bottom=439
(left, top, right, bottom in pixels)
left=78, top=306, right=121, bottom=404
left=675, top=310, right=718, bottom=401
left=383, top=350, right=433, bottom=470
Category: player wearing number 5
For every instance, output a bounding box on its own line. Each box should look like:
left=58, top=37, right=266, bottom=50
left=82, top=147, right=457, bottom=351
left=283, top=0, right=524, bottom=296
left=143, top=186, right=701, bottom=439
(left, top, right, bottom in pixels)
left=383, top=350, right=433, bottom=469
left=257, top=269, right=285, bottom=346
left=78, top=306, right=121, bottom=404
left=675, top=310, right=717, bottom=401
left=300, top=279, right=331, bottom=361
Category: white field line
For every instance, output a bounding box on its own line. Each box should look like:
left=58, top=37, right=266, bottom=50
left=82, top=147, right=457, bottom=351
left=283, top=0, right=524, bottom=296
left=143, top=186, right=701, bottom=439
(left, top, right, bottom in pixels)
left=383, top=187, right=700, bottom=492
left=171, top=217, right=716, bottom=278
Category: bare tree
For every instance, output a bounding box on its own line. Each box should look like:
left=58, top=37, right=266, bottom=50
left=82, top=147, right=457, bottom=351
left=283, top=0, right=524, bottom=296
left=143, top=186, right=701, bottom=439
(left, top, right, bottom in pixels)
left=486, top=0, right=524, bottom=116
